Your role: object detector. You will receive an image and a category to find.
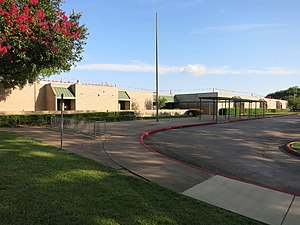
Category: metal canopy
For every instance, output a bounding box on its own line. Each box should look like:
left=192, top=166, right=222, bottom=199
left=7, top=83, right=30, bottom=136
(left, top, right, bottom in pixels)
left=53, top=87, right=75, bottom=99
left=199, top=95, right=266, bottom=122
left=118, top=91, right=130, bottom=101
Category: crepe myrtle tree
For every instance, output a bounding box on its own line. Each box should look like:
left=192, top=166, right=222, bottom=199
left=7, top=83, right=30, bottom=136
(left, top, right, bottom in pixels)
left=0, top=0, right=88, bottom=88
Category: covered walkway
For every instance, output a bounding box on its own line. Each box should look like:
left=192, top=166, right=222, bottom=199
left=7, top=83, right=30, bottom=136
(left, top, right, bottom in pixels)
left=199, top=96, right=267, bottom=122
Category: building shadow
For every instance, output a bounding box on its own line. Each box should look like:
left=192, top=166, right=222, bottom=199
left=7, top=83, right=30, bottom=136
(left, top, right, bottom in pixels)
left=0, top=84, right=12, bottom=101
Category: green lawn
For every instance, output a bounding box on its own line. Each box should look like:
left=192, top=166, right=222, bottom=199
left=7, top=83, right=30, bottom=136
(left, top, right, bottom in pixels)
left=291, top=142, right=300, bottom=151
left=0, top=132, right=262, bottom=225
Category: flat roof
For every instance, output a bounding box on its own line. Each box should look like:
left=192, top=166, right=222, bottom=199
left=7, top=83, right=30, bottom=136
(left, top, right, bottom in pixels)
left=199, top=96, right=266, bottom=103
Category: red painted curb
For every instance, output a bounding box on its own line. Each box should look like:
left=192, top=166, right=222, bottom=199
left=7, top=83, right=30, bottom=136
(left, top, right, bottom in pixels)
left=139, top=115, right=300, bottom=197
left=285, top=142, right=300, bottom=157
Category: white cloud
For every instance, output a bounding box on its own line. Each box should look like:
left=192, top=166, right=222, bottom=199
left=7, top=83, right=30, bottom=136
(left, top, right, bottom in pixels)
left=243, top=67, right=299, bottom=75
left=183, top=64, right=206, bottom=75
left=182, top=64, right=242, bottom=75
left=76, top=63, right=154, bottom=73
left=193, top=23, right=289, bottom=34
left=76, top=63, right=183, bottom=74
left=75, top=63, right=299, bottom=76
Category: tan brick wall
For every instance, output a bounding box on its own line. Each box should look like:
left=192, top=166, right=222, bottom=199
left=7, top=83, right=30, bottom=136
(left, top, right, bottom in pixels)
left=75, top=84, right=119, bottom=111
left=0, top=84, right=36, bottom=111
left=126, top=91, right=153, bottom=111
left=0, top=84, right=289, bottom=113
left=0, top=83, right=119, bottom=112
left=35, top=83, right=47, bottom=110
left=218, top=93, right=288, bottom=110
left=264, top=98, right=288, bottom=110
left=45, top=84, right=57, bottom=110
left=0, top=82, right=64, bottom=112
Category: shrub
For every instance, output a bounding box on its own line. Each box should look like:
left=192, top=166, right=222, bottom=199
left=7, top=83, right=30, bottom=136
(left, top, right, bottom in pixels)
left=0, top=114, right=51, bottom=127
left=64, top=111, right=136, bottom=122
left=267, top=109, right=290, bottom=113
left=0, top=111, right=136, bottom=127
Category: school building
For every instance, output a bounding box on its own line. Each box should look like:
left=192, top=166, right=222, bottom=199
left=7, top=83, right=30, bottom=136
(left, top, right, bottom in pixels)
left=0, top=81, right=288, bottom=115
left=170, top=92, right=288, bottom=115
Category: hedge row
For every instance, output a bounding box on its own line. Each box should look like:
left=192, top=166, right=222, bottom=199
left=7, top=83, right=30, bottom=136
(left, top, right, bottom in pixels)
left=245, top=108, right=265, bottom=114
left=0, top=111, right=136, bottom=127
left=63, top=111, right=136, bottom=122
left=219, top=108, right=265, bottom=115
left=267, top=109, right=290, bottom=113
left=219, top=108, right=290, bottom=115
left=0, top=114, right=51, bottom=127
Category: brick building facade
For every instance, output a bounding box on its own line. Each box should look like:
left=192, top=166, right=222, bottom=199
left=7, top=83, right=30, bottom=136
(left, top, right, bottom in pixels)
left=0, top=81, right=288, bottom=114
left=0, top=81, right=154, bottom=113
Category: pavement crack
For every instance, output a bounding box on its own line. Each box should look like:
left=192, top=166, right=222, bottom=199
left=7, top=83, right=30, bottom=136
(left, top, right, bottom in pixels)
left=101, top=136, right=152, bottom=183
left=280, top=195, right=295, bottom=225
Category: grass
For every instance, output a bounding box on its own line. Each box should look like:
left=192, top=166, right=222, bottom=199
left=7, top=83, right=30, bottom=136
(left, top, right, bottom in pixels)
left=265, top=112, right=295, bottom=115
left=0, top=132, right=262, bottom=225
left=291, top=142, right=300, bottom=152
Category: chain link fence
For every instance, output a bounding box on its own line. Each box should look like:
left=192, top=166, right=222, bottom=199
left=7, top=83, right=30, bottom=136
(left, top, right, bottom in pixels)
left=48, top=117, right=106, bottom=138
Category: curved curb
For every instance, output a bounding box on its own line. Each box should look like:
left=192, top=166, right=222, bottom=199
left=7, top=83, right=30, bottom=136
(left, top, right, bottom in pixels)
left=139, top=114, right=300, bottom=197
left=285, top=142, right=300, bottom=157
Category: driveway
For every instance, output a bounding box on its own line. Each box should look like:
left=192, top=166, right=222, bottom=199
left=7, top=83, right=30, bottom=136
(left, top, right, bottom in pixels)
left=145, top=115, right=300, bottom=195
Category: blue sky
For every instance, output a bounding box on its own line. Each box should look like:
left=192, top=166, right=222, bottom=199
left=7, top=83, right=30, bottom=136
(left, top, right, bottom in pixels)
left=51, top=0, right=300, bottom=96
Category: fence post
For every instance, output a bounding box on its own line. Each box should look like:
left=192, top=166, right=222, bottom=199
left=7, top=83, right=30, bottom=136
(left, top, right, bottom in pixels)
left=60, top=94, right=64, bottom=150
left=94, top=121, right=96, bottom=139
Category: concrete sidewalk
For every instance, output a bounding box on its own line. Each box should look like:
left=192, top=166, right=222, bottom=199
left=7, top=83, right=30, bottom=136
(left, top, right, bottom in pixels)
left=2, top=116, right=300, bottom=225
left=183, top=176, right=298, bottom=225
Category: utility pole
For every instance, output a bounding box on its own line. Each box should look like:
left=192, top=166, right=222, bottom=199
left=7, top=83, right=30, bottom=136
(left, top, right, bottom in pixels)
left=156, top=12, right=159, bottom=122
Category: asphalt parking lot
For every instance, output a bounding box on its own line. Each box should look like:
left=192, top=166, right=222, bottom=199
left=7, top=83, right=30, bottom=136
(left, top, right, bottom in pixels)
left=145, top=115, right=300, bottom=195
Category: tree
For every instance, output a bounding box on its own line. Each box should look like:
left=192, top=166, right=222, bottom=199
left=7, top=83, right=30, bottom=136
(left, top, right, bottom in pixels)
left=144, top=99, right=152, bottom=110
left=286, top=96, right=300, bottom=111
left=158, top=97, right=167, bottom=109
left=267, top=86, right=300, bottom=99
left=0, top=0, right=88, bottom=89
left=267, top=86, right=300, bottom=110
left=131, top=99, right=139, bottom=111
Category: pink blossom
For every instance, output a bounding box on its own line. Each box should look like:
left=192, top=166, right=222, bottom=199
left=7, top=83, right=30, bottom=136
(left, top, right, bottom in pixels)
left=36, top=10, right=45, bottom=20
left=10, top=3, right=18, bottom=13
left=16, top=14, right=28, bottom=23
left=5, top=17, right=11, bottom=24
left=75, top=33, right=80, bottom=39
left=30, top=0, right=38, bottom=6
left=18, top=24, right=29, bottom=32
left=24, top=4, right=30, bottom=14
left=61, top=28, right=67, bottom=35
left=54, top=22, right=60, bottom=32
left=0, top=45, right=8, bottom=55
left=66, top=21, right=72, bottom=28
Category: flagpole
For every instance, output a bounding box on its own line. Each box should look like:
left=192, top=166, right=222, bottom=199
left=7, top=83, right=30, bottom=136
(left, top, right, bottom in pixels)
left=156, top=12, right=159, bottom=122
